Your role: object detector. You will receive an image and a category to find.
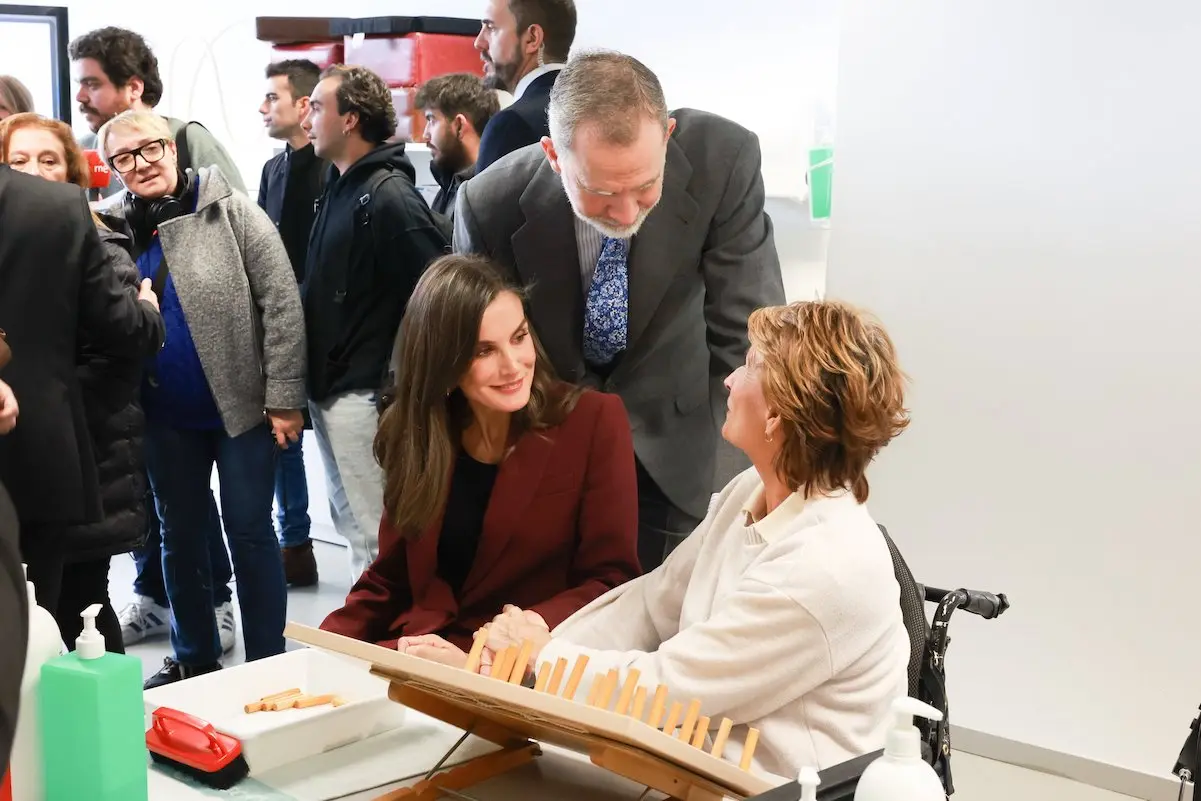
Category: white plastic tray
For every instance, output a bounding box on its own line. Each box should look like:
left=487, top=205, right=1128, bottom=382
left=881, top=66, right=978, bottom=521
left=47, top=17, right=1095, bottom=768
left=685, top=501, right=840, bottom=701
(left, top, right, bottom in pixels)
left=143, top=648, right=408, bottom=775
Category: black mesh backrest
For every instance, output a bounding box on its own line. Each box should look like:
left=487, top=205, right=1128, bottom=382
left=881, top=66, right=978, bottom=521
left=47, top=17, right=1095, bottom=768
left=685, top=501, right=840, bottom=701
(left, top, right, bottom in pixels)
left=878, top=524, right=929, bottom=698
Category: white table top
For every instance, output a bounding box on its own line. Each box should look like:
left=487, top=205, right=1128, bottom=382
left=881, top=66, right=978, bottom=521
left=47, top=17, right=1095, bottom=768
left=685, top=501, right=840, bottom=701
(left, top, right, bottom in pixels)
left=149, top=710, right=669, bottom=801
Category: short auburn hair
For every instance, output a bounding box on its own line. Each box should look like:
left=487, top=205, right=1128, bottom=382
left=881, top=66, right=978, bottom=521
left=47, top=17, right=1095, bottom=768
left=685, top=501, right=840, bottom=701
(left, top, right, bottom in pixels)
left=748, top=299, right=910, bottom=504
left=0, top=112, right=90, bottom=189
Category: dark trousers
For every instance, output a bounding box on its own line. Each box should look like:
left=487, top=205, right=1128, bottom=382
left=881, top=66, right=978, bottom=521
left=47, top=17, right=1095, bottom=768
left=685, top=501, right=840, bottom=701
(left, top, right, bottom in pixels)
left=144, top=421, right=286, bottom=667
left=58, top=557, right=123, bottom=653
left=19, top=523, right=65, bottom=613
left=635, top=460, right=702, bottom=573
left=133, top=489, right=231, bottom=608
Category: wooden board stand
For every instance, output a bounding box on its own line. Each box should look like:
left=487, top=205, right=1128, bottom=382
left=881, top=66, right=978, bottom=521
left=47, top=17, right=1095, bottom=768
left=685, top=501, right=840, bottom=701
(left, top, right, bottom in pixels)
left=285, top=623, right=774, bottom=801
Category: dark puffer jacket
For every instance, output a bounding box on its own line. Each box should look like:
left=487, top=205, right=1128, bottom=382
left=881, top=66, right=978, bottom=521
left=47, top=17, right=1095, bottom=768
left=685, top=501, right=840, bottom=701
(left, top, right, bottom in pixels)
left=62, top=215, right=150, bottom=562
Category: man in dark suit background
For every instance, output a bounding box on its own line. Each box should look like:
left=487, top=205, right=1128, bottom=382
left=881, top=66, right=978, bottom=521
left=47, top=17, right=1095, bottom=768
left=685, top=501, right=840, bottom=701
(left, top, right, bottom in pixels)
left=472, top=0, right=576, bottom=173
left=454, top=51, right=785, bottom=571
left=0, top=480, right=26, bottom=767
left=0, top=165, right=163, bottom=611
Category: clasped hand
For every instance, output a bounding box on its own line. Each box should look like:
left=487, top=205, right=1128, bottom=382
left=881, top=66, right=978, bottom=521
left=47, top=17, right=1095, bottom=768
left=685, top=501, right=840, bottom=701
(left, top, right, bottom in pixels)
left=397, top=605, right=552, bottom=678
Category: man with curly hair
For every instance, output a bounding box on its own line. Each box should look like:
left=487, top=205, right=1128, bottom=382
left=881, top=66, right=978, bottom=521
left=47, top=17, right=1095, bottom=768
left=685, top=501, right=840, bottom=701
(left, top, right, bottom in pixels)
left=69, top=26, right=245, bottom=197
left=301, top=65, right=448, bottom=582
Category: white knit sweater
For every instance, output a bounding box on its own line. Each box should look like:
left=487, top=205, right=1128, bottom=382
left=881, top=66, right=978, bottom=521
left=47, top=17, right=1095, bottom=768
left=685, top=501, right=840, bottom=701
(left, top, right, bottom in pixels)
left=538, top=468, right=909, bottom=781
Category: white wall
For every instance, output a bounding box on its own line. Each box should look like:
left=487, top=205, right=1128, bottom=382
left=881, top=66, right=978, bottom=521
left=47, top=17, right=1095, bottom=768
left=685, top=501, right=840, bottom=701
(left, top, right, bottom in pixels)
left=829, top=0, right=1201, bottom=778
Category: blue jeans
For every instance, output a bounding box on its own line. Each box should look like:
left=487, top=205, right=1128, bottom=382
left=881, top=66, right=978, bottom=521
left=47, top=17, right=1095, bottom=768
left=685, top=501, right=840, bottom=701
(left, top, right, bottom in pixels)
left=274, top=432, right=312, bottom=548
left=143, top=421, right=287, bottom=667
left=133, top=491, right=231, bottom=608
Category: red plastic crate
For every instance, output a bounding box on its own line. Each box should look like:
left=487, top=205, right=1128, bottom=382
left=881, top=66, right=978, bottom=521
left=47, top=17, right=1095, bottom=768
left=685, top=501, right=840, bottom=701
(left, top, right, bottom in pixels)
left=344, top=32, right=483, bottom=88
left=391, top=87, right=422, bottom=142
left=270, top=41, right=344, bottom=70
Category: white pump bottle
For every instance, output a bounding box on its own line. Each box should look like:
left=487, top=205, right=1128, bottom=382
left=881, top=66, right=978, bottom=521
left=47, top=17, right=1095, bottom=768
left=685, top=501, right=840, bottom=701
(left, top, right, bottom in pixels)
left=797, top=766, right=821, bottom=800
left=8, top=565, right=67, bottom=801
left=853, top=696, right=946, bottom=801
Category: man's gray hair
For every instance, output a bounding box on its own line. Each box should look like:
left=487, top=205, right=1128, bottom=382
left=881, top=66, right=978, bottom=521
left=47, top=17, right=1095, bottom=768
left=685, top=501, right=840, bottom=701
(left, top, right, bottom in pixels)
left=547, top=50, right=669, bottom=151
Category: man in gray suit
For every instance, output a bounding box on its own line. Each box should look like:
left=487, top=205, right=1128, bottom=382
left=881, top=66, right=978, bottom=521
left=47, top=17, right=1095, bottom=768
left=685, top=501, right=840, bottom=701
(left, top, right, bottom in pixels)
left=454, top=50, right=784, bottom=570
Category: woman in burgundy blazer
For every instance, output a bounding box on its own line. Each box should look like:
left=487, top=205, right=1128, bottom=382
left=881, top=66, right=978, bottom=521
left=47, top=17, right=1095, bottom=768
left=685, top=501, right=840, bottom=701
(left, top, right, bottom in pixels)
left=320, top=254, right=641, bottom=657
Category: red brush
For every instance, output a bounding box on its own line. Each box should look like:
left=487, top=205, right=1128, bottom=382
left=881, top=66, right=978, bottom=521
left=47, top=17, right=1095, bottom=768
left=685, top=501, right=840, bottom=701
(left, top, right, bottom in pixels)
left=146, top=707, right=250, bottom=789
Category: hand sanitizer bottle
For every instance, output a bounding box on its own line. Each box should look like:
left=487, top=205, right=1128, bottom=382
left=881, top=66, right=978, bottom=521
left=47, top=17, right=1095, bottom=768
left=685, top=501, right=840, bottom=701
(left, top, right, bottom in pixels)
left=8, top=565, right=65, bottom=801
left=39, top=604, right=148, bottom=801
left=853, top=697, right=946, bottom=801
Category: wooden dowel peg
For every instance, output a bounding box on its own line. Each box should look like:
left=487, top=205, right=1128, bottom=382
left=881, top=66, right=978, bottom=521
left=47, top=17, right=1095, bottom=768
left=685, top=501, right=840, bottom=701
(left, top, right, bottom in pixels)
left=661, top=701, right=683, bottom=736
left=691, top=716, right=710, bottom=748
left=533, top=662, right=552, bottom=692
left=464, top=629, right=489, bottom=674
left=710, top=718, right=733, bottom=758
left=547, top=657, right=568, bottom=695
left=646, top=685, right=669, bottom=728
left=508, top=640, right=534, bottom=684
left=584, top=672, right=605, bottom=706
left=614, top=669, right=641, bottom=715
left=563, top=655, right=589, bottom=700
left=677, top=699, right=702, bottom=742
left=630, top=686, right=648, bottom=720
left=492, top=647, right=516, bottom=682
left=739, top=728, right=760, bottom=771
left=260, top=688, right=302, bottom=703
left=594, top=669, right=619, bottom=709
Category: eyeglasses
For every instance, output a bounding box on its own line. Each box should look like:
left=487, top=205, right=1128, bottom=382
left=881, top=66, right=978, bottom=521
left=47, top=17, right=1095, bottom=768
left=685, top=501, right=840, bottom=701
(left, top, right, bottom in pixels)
left=109, top=139, right=167, bottom=174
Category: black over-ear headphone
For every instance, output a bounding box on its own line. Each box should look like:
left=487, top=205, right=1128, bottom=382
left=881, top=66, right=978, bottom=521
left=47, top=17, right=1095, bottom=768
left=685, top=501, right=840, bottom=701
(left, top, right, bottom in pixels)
left=125, top=169, right=195, bottom=246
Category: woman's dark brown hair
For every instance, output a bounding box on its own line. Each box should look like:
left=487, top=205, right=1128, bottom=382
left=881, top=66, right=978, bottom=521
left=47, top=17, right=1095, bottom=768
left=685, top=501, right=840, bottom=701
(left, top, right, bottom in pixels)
left=748, top=299, right=910, bottom=503
left=375, top=253, right=583, bottom=538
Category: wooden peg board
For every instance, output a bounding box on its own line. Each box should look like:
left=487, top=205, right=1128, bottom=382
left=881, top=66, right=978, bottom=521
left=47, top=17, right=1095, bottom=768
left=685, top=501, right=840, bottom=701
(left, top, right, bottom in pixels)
left=284, top=623, right=773, bottom=800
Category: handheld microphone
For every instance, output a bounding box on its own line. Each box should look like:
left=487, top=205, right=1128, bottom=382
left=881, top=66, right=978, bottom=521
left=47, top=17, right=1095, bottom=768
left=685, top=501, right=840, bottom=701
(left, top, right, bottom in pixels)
left=83, top=150, right=111, bottom=201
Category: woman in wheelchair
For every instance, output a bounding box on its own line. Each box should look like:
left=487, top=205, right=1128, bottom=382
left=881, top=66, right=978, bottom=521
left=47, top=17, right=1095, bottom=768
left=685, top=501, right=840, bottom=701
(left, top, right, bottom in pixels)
left=399, top=299, right=914, bottom=781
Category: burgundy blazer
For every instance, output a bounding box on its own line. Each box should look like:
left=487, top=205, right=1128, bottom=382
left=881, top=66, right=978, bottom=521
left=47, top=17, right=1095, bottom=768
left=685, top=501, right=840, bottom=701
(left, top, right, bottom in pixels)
left=320, top=389, right=641, bottom=652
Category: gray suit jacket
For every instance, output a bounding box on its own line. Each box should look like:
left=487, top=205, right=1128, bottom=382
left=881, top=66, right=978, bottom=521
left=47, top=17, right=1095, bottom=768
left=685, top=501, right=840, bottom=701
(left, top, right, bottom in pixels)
left=453, top=108, right=785, bottom=521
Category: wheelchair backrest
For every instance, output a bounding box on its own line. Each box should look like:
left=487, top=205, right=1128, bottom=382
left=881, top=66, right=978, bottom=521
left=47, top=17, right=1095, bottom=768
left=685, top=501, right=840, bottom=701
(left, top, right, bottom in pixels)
left=877, top=524, right=930, bottom=699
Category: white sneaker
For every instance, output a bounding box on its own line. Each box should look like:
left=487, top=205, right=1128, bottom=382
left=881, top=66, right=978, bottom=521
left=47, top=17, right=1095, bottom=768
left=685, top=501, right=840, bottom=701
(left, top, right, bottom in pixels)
left=216, top=602, right=236, bottom=653
left=118, top=596, right=170, bottom=646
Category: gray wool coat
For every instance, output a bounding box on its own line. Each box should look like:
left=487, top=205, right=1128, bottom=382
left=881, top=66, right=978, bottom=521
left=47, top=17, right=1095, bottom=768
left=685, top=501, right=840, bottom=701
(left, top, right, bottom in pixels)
left=116, top=165, right=307, bottom=437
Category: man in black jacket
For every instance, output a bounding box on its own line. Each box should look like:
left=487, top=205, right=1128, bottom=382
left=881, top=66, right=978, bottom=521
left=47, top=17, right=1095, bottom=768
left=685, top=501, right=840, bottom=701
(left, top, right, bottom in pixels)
left=473, top=0, right=577, bottom=173
left=301, top=65, right=448, bottom=581
left=0, top=165, right=163, bottom=611
left=258, top=58, right=325, bottom=588
left=416, top=73, right=499, bottom=224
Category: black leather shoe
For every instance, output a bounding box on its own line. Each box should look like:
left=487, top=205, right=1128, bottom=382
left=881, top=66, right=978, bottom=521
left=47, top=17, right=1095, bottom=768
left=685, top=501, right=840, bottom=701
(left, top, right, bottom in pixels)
left=143, top=657, right=221, bottom=690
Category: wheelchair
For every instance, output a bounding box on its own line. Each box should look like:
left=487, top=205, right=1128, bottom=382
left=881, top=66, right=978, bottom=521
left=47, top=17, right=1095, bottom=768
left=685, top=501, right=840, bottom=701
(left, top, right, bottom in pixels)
left=748, top=524, right=1010, bottom=801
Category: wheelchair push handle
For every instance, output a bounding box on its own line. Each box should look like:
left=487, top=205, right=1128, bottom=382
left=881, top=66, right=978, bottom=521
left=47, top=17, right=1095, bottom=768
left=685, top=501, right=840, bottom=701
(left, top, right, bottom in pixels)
left=925, top=586, right=1010, bottom=619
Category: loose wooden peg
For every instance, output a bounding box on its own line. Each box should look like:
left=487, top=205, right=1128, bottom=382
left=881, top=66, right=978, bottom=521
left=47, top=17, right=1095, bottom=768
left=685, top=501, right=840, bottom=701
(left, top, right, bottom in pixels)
left=710, top=718, right=733, bottom=758
left=562, top=654, right=589, bottom=700
left=533, top=661, right=552, bottom=693
left=614, top=669, right=641, bottom=715
left=677, top=699, right=702, bottom=742
left=630, top=686, right=648, bottom=720
left=661, top=701, right=683, bottom=736
left=646, top=685, right=669, bottom=728
left=690, top=716, right=710, bottom=748
left=464, top=629, right=489, bottom=674
left=508, top=640, right=534, bottom=684
left=739, top=728, right=760, bottom=771
left=546, top=657, right=568, bottom=695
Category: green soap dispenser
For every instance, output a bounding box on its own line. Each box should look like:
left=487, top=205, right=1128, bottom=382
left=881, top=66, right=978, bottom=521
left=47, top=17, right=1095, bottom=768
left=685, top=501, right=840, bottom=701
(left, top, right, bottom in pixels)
left=39, top=603, right=148, bottom=801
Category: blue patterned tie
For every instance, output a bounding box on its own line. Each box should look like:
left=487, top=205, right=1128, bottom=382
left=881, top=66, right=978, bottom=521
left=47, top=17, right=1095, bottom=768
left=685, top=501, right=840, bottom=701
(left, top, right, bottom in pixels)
left=583, top=237, right=629, bottom=365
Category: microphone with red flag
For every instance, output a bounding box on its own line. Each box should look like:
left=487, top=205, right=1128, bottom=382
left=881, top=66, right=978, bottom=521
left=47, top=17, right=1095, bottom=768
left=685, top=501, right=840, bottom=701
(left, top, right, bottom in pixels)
left=83, top=150, right=111, bottom=200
